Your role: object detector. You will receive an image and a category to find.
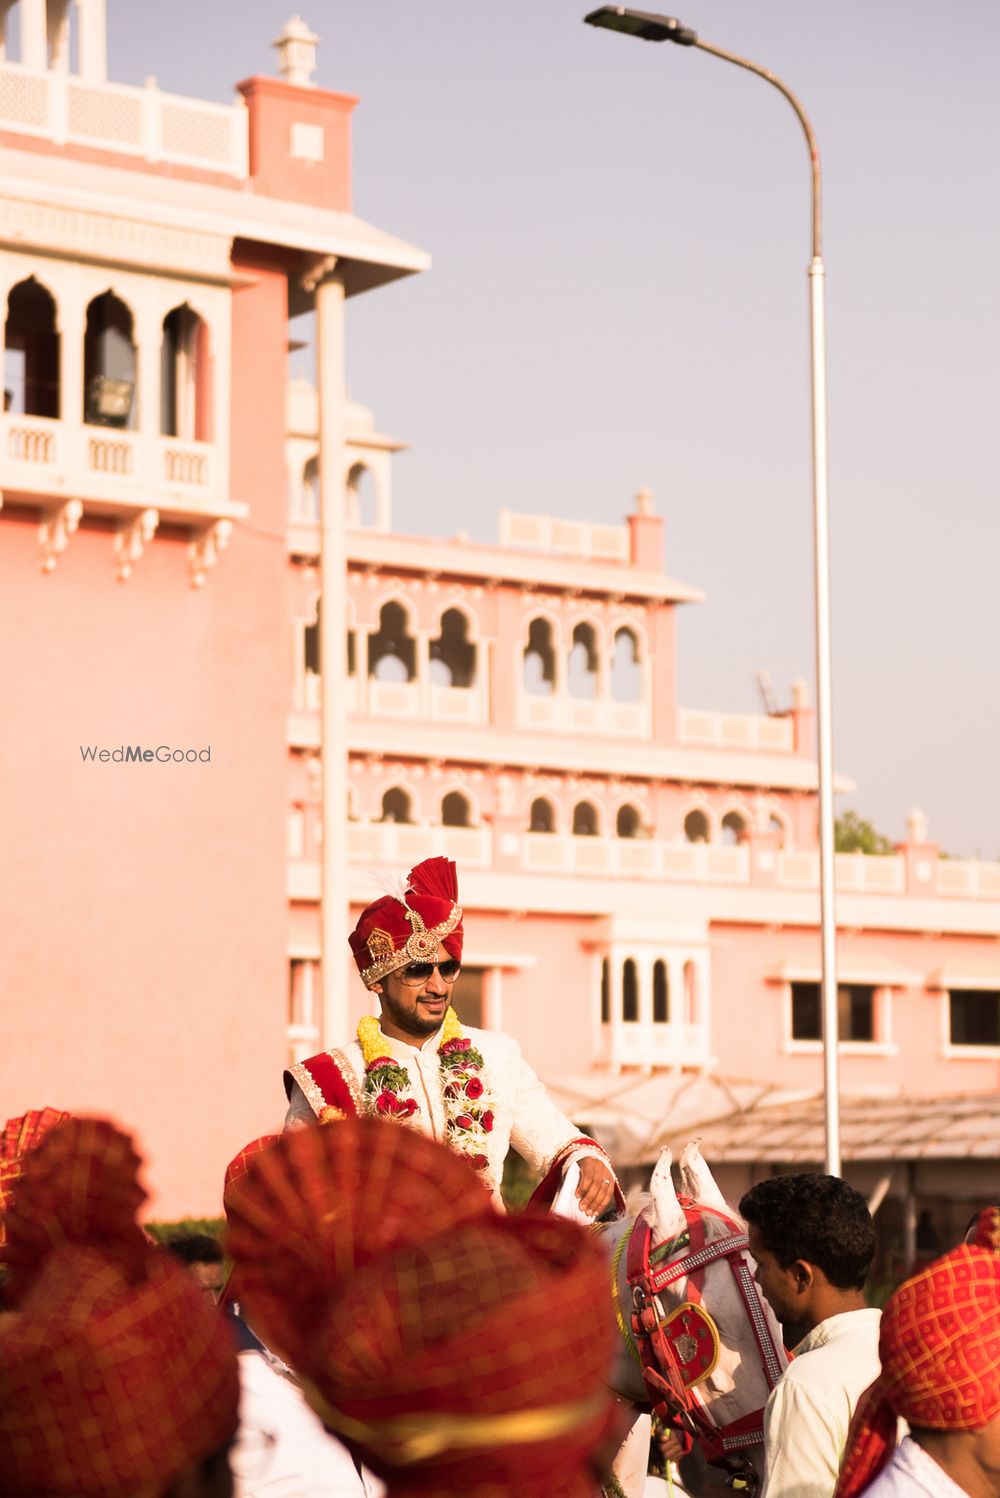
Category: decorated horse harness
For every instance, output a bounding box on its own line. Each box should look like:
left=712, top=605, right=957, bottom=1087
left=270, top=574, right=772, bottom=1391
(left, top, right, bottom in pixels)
left=614, top=1196, right=786, bottom=1495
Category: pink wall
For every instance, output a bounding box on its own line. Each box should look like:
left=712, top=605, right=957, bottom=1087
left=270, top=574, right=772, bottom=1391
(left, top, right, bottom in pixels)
left=0, top=503, right=290, bottom=1217
left=238, top=77, right=356, bottom=210
left=709, top=923, right=1000, bottom=1095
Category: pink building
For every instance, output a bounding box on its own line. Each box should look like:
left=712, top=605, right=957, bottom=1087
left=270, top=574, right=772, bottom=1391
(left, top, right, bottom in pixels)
left=2, top=6, right=998, bottom=1247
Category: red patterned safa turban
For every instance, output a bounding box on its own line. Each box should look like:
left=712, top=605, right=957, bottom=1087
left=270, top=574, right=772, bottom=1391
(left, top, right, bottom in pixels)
left=0, top=1106, right=70, bottom=1253
left=225, top=1118, right=617, bottom=1498
left=349, top=855, right=464, bottom=988
left=0, top=1117, right=239, bottom=1498
left=836, top=1245, right=1000, bottom=1498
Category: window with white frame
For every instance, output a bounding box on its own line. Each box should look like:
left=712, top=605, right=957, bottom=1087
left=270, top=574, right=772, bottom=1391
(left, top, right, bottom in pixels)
left=791, top=982, right=876, bottom=1043
left=948, top=989, right=1000, bottom=1048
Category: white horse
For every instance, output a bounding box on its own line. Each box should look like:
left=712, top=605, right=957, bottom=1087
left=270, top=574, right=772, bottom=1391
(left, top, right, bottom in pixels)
left=554, top=1142, right=788, bottom=1498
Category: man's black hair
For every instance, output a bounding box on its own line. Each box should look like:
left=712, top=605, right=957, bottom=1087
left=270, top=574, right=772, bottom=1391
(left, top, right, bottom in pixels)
left=739, top=1173, right=875, bottom=1289
left=163, top=1231, right=224, bottom=1266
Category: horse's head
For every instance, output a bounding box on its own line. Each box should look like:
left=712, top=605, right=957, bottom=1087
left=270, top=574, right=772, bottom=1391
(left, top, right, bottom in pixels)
left=608, top=1141, right=788, bottom=1495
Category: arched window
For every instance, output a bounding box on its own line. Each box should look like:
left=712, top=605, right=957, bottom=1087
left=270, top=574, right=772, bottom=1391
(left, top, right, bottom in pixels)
left=611, top=627, right=642, bottom=704
left=161, top=304, right=211, bottom=440
left=684, top=809, right=711, bottom=844
left=368, top=601, right=416, bottom=683
left=721, top=811, right=747, bottom=846
left=616, top=803, right=643, bottom=838
left=303, top=598, right=320, bottom=688
left=302, top=457, right=320, bottom=522
left=683, top=960, right=698, bottom=1025
left=768, top=814, right=787, bottom=849
left=381, top=787, right=413, bottom=824
left=84, top=291, right=137, bottom=429
left=429, top=608, right=476, bottom=689
left=567, top=621, right=598, bottom=700
left=4, top=278, right=59, bottom=417
left=601, top=957, right=610, bottom=1024
left=622, top=959, right=639, bottom=1023
left=572, top=801, right=599, bottom=837
left=442, top=790, right=472, bottom=827
left=529, top=797, right=556, bottom=833
left=347, top=462, right=377, bottom=527
left=653, top=960, right=670, bottom=1024
left=523, top=617, right=556, bottom=696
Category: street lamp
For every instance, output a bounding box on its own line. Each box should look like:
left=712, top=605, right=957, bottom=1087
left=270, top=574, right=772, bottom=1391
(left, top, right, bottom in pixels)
left=585, top=5, right=842, bottom=1174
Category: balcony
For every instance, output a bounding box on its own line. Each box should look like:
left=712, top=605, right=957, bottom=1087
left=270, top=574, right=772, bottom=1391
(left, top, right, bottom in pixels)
left=522, top=834, right=749, bottom=883
left=0, top=61, right=248, bottom=177
left=777, top=851, right=906, bottom=896
left=678, top=708, right=794, bottom=753
left=517, top=693, right=652, bottom=739
left=1, top=414, right=242, bottom=527
left=289, top=823, right=493, bottom=899
left=601, top=1021, right=711, bottom=1070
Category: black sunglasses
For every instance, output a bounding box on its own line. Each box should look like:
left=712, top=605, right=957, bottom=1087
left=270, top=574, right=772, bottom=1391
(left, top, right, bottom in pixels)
left=399, top=959, right=462, bottom=987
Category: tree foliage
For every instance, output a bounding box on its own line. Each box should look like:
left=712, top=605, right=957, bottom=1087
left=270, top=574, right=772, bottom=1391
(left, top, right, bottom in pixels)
left=834, top=810, right=894, bottom=856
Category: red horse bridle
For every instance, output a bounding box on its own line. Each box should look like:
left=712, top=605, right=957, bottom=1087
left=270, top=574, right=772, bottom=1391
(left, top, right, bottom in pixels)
left=624, top=1197, right=785, bottom=1489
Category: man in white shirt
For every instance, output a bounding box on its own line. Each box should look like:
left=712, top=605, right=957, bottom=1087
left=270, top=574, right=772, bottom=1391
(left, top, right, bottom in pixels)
left=739, top=1173, right=880, bottom=1498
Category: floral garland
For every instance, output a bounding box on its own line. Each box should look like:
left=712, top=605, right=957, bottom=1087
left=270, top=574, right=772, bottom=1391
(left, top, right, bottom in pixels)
left=357, top=1008, right=496, bottom=1174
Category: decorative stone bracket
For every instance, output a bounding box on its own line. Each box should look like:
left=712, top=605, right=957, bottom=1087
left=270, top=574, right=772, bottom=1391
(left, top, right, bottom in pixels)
left=39, top=500, right=82, bottom=573
left=189, top=518, right=233, bottom=588
left=114, top=508, right=159, bottom=582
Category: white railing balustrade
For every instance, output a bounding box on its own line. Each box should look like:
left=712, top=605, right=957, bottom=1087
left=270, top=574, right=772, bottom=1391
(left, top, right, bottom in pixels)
left=163, top=440, right=212, bottom=488
left=678, top=708, right=795, bottom=752
left=4, top=414, right=60, bottom=465
left=0, top=62, right=248, bottom=177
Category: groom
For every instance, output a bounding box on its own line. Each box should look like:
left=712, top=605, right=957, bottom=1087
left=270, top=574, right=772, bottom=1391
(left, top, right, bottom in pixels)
left=283, top=856, right=619, bottom=1216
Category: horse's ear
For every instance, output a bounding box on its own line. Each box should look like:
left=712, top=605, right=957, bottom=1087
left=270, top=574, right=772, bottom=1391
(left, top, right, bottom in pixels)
left=649, top=1147, right=686, bottom=1240
left=679, top=1139, right=728, bottom=1212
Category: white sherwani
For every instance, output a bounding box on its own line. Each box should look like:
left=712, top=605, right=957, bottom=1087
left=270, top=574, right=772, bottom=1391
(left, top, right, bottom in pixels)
left=284, top=1023, right=607, bottom=1203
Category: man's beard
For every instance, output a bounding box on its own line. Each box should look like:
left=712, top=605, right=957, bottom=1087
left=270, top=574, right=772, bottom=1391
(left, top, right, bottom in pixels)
left=382, top=990, right=449, bottom=1039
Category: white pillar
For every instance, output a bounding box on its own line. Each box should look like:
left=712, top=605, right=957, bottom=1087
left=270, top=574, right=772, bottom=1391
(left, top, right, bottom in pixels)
left=76, top=0, right=107, bottom=81
left=20, top=0, right=47, bottom=69
left=481, top=967, right=503, bottom=1031
left=315, top=267, right=350, bottom=1049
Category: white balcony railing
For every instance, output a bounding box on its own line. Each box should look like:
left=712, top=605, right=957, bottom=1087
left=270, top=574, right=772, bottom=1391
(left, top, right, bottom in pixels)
left=602, top=1021, right=711, bottom=1070
left=348, top=822, right=493, bottom=870
left=517, top=693, right=652, bottom=739
left=500, top=509, right=630, bottom=562
left=678, top=708, right=795, bottom=753
left=937, top=860, right=1000, bottom=899
left=0, top=62, right=248, bottom=176
left=0, top=414, right=237, bottom=529
left=777, top=851, right=906, bottom=896
left=522, top=834, right=750, bottom=884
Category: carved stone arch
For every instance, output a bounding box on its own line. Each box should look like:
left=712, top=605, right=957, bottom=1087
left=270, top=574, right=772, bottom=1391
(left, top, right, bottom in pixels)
left=368, top=594, right=418, bottom=684
left=572, top=799, right=601, bottom=837
left=347, top=459, right=378, bottom=527
left=4, top=276, right=60, bottom=418
left=440, top=784, right=477, bottom=828
left=720, top=803, right=751, bottom=846
left=84, top=288, right=138, bottom=429
left=379, top=782, right=419, bottom=825
left=523, top=609, right=560, bottom=697
left=430, top=602, right=478, bottom=690
left=161, top=300, right=213, bottom=441
left=610, top=623, right=646, bottom=704
left=615, top=801, right=646, bottom=839
left=528, top=795, right=558, bottom=834
left=682, top=803, right=714, bottom=845
left=567, top=616, right=602, bottom=701
left=621, top=956, right=640, bottom=1023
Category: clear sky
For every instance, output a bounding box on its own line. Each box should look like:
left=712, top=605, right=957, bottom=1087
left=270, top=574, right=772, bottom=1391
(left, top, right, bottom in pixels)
left=110, top=1, right=1000, bottom=859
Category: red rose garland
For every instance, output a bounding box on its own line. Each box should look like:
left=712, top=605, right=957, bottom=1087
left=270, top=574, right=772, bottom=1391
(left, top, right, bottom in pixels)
left=357, top=1010, right=496, bottom=1175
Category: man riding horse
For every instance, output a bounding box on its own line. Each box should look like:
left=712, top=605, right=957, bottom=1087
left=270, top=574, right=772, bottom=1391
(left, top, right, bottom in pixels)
left=283, top=855, right=620, bottom=1216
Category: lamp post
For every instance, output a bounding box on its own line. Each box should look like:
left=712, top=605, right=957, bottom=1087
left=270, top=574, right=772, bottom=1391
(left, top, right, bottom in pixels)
left=584, top=6, right=841, bottom=1174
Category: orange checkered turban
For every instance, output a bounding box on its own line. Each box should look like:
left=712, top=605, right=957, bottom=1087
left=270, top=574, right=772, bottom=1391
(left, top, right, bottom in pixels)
left=226, top=1119, right=617, bottom=1497
left=0, top=1117, right=239, bottom=1497
left=836, top=1245, right=1000, bottom=1498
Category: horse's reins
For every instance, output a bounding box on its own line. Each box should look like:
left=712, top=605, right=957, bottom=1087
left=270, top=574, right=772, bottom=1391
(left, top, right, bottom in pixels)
left=620, top=1197, right=785, bottom=1491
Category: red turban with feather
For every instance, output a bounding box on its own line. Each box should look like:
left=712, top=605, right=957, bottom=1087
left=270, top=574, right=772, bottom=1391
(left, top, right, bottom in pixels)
left=349, top=855, right=464, bottom=987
